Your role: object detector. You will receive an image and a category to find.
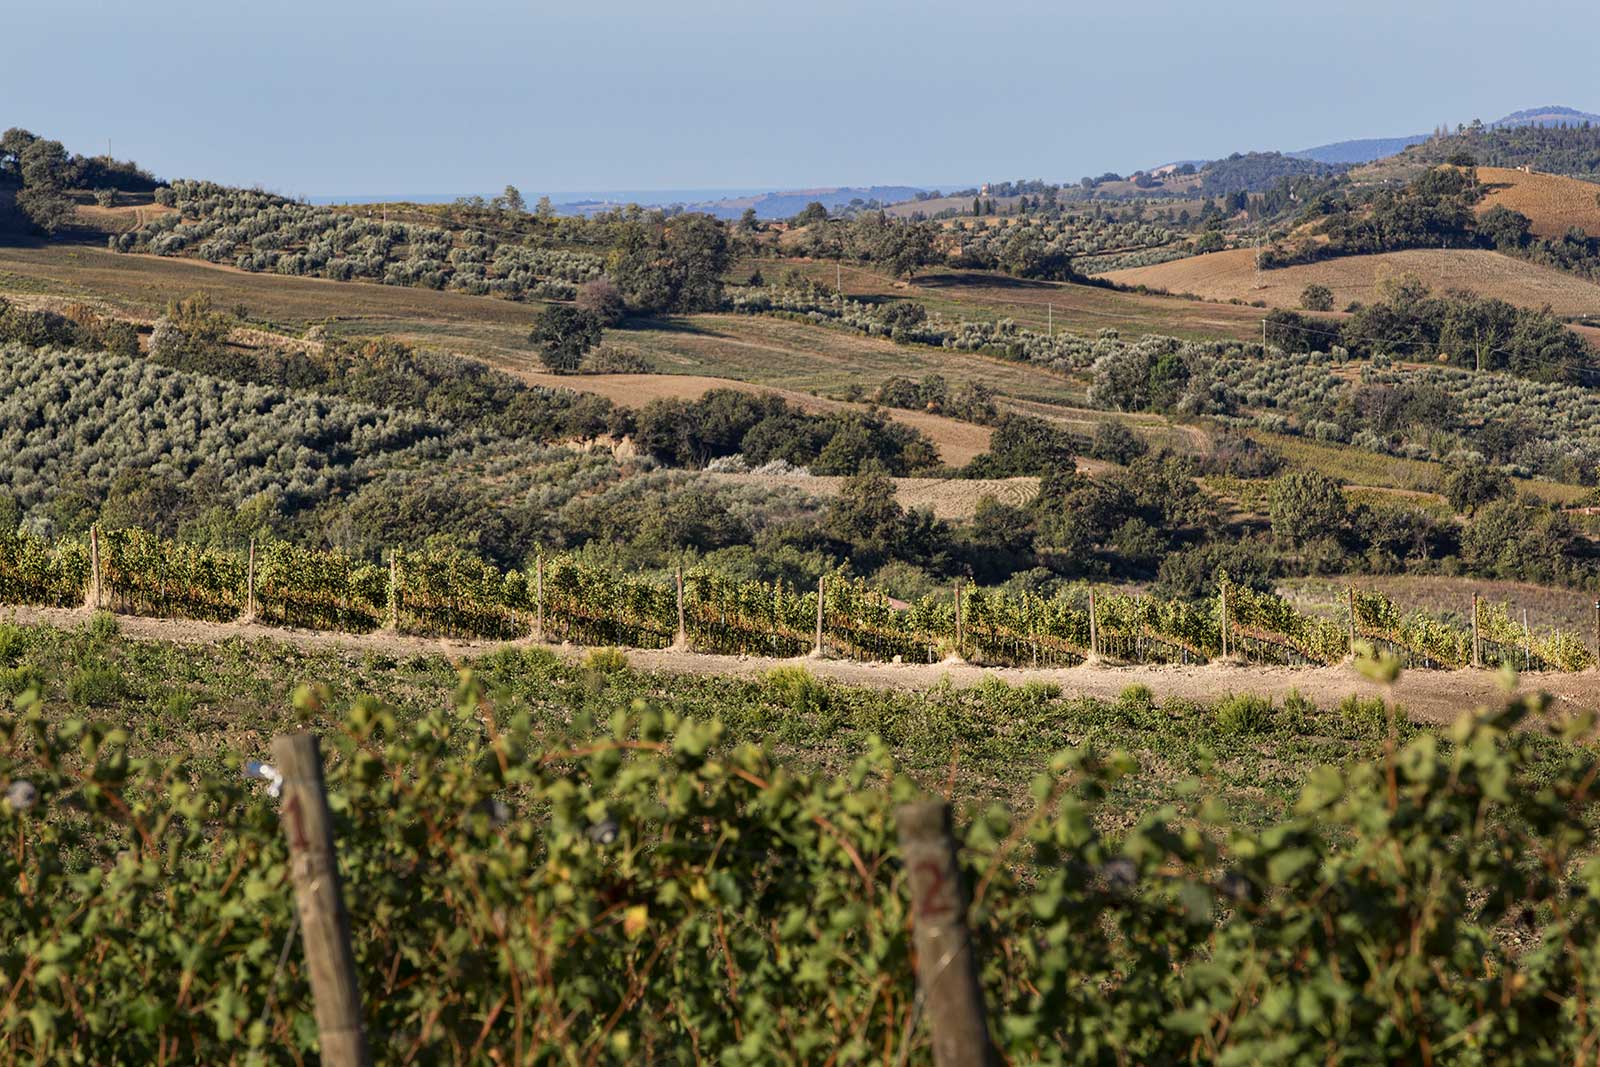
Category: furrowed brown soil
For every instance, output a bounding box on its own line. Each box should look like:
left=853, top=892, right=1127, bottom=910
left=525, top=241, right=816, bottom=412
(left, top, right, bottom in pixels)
left=701, top=473, right=1040, bottom=518
left=0, top=245, right=546, bottom=359
left=744, top=257, right=1267, bottom=342
left=1107, top=247, right=1600, bottom=316
left=1476, top=167, right=1600, bottom=240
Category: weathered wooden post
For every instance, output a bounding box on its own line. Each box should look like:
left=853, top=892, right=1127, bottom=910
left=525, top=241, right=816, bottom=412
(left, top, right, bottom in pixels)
left=814, top=575, right=825, bottom=657
left=1471, top=591, right=1481, bottom=668
left=674, top=565, right=687, bottom=649
left=386, top=549, right=399, bottom=633
left=535, top=555, right=545, bottom=642
left=1346, top=585, right=1356, bottom=655
left=896, top=801, right=997, bottom=1067
left=954, top=583, right=963, bottom=660
left=1087, top=586, right=1099, bottom=659
left=271, top=733, right=371, bottom=1067
left=87, top=525, right=103, bottom=611
left=1219, top=581, right=1230, bottom=660
left=245, top=536, right=257, bottom=622
left=1522, top=607, right=1531, bottom=671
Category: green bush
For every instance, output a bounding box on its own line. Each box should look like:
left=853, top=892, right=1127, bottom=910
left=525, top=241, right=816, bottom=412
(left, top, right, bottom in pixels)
left=583, top=646, right=629, bottom=672
left=763, top=664, right=829, bottom=716
left=1214, top=691, right=1274, bottom=734
left=64, top=660, right=123, bottom=706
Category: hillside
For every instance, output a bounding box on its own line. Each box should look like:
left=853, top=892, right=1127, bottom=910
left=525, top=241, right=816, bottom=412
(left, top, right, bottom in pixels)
left=1373, top=123, right=1600, bottom=181
left=1290, top=135, right=1430, bottom=165
left=1476, top=166, right=1600, bottom=239
left=1106, top=246, right=1600, bottom=316
left=1494, top=105, right=1600, bottom=128
left=560, top=185, right=930, bottom=219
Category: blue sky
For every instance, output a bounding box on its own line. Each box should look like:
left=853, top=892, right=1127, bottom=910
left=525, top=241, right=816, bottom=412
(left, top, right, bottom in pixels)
left=7, top=0, right=1598, bottom=197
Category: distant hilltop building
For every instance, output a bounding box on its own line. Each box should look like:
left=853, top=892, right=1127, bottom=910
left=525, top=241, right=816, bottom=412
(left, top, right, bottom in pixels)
left=979, top=183, right=992, bottom=196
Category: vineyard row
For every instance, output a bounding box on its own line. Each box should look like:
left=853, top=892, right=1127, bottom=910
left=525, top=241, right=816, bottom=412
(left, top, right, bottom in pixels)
left=0, top=525, right=1592, bottom=671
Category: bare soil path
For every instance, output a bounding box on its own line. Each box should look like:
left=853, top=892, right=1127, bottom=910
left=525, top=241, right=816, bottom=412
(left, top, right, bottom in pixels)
left=7, top=605, right=1591, bottom=726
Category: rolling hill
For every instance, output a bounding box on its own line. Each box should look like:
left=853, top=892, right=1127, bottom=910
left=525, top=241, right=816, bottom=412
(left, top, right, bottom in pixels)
left=1106, top=247, right=1600, bottom=317
left=1475, top=166, right=1600, bottom=239
left=1290, top=135, right=1430, bottom=165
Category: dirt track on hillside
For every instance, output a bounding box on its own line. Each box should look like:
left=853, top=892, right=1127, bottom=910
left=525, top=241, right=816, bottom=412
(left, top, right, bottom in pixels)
left=8, top=605, right=1591, bottom=727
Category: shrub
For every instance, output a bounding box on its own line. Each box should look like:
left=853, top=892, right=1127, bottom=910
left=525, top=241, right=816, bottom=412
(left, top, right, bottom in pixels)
left=1214, top=692, right=1274, bottom=734
left=763, top=665, right=830, bottom=716
left=65, top=660, right=123, bottom=705
left=1300, top=283, right=1334, bottom=311
left=583, top=646, right=629, bottom=672
left=531, top=305, right=604, bottom=373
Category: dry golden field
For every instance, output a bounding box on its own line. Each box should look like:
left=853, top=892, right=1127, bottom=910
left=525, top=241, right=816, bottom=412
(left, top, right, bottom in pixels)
left=702, top=473, right=1040, bottom=519
left=749, top=256, right=1267, bottom=342
left=514, top=369, right=994, bottom=466
left=1476, top=167, right=1600, bottom=239
left=1106, top=247, right=1600, bottom=316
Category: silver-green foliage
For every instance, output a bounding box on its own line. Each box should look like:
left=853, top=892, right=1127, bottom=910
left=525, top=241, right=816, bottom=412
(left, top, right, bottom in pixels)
left=114, top=180, right=604, bottom=299
left=0, top=344, right=448, bottom=517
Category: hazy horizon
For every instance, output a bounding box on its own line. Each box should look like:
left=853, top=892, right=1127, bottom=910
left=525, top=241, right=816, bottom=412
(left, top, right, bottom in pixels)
left=7, top=0, right=1599, bottom=195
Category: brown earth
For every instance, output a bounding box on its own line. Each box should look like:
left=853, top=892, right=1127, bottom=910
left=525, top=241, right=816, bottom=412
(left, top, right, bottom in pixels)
left=702, top=473, right=1041, bottom=518
left=514, top=370, right=993, bottom=465
left=4, top=605, right=1593, bottom=726
left=1476, top=167, right=1600, bottom=240
left=1105, top=247, right=1600, bottom=317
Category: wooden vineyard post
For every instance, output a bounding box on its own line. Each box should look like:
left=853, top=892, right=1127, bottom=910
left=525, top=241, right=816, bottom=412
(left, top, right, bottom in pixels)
left=1594, top=598, right=1600, bottom=667
left=896, top=801, right=997, bottom=1067
left=1219, top=581, right=1230, bottom=661
left=1471, top=591, right=1481, bottom=669
left=1346, top=585, right=1356, bottom=656
left=245, top=536, right=257, bottom=622
left=535, top=556, right=545, bottom=643
left=954, top=583, right=963, bottom=660
left=386, top=549, right=399, bottom=633
left=1523, top=607, right=1531, bottom=671
left=86, top=525, right=102, bottom=611
left=1088, top=586, right=1099, bottom=660
left=814, top=575, right=825, bottom=658
left=271, top=733, right=372, bottom=1067
left=674, top=566, right=687, bottom=649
